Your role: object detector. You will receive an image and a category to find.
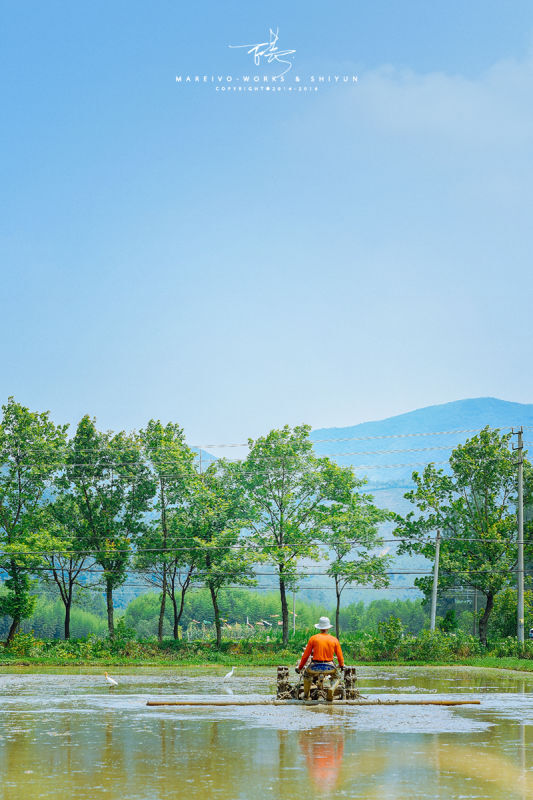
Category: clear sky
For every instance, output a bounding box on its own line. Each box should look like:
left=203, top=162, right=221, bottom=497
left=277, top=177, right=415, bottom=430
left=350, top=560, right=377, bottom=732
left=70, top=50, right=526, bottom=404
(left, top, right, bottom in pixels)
left=1, top=1, right=532, bottom=445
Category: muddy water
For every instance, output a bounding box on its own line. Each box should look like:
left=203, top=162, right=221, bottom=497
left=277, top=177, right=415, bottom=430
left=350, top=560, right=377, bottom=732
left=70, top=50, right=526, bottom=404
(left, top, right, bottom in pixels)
left=0, top=666, right=532, bottom=800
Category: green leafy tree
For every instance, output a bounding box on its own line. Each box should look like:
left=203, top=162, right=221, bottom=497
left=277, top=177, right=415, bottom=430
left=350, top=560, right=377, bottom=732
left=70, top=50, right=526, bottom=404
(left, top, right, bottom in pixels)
left=241, top=425, right=364, bottom=646
left=62, top=416, right=153, bottom=637
left=0, top=398, right=67, bottom=643
left=135, top=514, right=199, bottom=640
left=164, top=512, right=204, bottom=639
left=135, top=420, right=196, bottom=641
left=42, top=494, right=96, bottom=639
left=189, top=464, right=256, bottom=647
left=321, top=493, right=391, bottom=635
left=394, top=427, right=533, bottom=645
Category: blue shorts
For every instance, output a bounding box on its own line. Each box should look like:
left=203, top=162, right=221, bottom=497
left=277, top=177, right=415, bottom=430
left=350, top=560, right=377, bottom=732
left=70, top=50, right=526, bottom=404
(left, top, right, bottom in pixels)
left=309, top=661, right=335, bottom=671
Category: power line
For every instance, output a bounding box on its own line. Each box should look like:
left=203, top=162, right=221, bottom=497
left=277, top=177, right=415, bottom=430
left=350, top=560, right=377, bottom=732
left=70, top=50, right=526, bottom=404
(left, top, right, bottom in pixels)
left=1, top=531, right=531, bottom=557
left=2, top=563, right=530, bottom=577
left=4, top=444, right=462, bottom=466
left=3, top=441, right=521, bottom=474
left=111, top=584, right=428, bottom=591
left=0, top=460, right=454, bottom=476
left=196, top=426, right=515, bottom=448
left=221, top=446, right=459, bottom=462
left=2, top=425, right=517, bottom=457
left=42, top=583, right=506, bottom=592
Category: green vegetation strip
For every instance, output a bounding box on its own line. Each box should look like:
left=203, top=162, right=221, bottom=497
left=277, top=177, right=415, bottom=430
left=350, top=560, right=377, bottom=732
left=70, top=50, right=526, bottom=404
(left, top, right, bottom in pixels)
left=2, top=656, right=533, bottom=674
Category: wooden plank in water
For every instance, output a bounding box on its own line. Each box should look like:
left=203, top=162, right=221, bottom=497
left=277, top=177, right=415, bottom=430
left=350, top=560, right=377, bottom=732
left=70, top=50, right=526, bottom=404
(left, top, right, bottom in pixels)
left=146, top=699, right=481, bottom=707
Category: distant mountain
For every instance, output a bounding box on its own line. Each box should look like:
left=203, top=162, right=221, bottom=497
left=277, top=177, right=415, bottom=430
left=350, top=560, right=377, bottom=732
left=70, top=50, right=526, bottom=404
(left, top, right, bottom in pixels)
left=314, top=397, right=533, bottom=439
left=303, top=398, right=533, bottom=603
left=310, top=397, right=533, bottom=493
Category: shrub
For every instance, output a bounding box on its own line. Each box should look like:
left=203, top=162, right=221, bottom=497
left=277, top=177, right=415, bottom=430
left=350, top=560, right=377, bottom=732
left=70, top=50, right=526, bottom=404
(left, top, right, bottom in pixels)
left=439, top=609, right=458, bottom=633
left=400, top=630, right=454, bottom=661
left=377, top=616, right=405, bottom=658
left=109, top=619, right=138, bottom=654
left=489, top=638, right=533, bottom=659
left=452, top=632, right=484, bottom=658
left=344, top=627, right=485, bottom=662
left=6, top=631, right=45, bottom=657
left=75, top=635, right=111, bottom=660
left=355, top=616, right=406, bottom=660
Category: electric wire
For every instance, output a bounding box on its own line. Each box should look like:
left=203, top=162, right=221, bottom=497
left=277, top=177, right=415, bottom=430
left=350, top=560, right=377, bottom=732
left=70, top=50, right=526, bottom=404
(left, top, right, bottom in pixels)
left=194, top=426, right=516, bottom=448
left=5, top=565, right=530, bottom=576
left=2, top=444, right=462, bottom=466
left=2, top=424, right=519, bottom=458
left=1, top=530, right=531, bottom=557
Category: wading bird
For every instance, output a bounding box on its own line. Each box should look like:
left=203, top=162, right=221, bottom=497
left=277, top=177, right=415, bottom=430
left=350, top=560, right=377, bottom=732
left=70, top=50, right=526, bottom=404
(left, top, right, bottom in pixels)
left=223, top=667, right=234, bottom=681
left=104, top=672, right=118, bottom=687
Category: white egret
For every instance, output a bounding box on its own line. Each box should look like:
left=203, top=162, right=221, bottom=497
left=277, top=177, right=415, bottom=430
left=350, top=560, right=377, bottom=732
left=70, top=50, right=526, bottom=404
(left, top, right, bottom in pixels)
left=223, top=667, right=234, bottom=681
left=104, top=671, right=118, bottom=687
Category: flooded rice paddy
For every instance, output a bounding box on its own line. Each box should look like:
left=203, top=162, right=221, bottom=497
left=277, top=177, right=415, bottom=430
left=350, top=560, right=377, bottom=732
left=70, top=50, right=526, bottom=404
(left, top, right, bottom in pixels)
left=0, top=666, right=532, bottom=799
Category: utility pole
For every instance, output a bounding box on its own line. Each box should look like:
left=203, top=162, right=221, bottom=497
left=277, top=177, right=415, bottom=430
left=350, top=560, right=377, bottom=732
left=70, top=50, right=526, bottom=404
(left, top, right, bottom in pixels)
left=513, top=427, right=524, bottom=644
left=430, top=530, right=441, bottom=632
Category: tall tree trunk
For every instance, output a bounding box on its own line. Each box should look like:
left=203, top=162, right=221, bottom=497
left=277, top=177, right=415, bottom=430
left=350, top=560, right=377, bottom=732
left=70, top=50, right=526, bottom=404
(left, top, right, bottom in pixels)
left=158, top=563, right=167, bottom=643
left=171, top=590, right=179, bottom=639
left=478, top=591, right=494, bottom=646
left=50, top=558, right=74, bottom=641
left=280, top=576, right=289, bottom=647
left=158, top=478, right=167, bottom=643
left=6, top=616, right=20, bottom=644
left=6, top=563, right=22, bottom=644
left=106, top=578, right=115, bottom=638
left=64, top=588, right=73, bottom=640
left=209, top=583, right=222, bottom=648
left=335, top=580, right=341, bottom=638
left=177, top=585, right=187, bottom=636
left=169, top=569, right=192, bottom=639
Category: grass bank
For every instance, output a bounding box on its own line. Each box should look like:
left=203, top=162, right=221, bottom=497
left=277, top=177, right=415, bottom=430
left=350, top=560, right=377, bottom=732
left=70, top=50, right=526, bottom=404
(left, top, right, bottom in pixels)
left=1, top=657, right=533, bottom=674
left=3, top=625, right=533, bottom=671
left=1, top=640, right=533, bottom=674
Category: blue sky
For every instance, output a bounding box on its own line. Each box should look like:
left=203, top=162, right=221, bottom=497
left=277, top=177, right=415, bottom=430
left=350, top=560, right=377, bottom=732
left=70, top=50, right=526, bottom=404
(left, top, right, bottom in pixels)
left=1, top=1, right=532, bottom=444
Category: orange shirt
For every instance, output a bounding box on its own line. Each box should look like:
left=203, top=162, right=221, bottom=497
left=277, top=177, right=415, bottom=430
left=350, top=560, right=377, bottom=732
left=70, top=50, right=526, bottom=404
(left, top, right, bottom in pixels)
left=298, top=632, right=344, bottom=670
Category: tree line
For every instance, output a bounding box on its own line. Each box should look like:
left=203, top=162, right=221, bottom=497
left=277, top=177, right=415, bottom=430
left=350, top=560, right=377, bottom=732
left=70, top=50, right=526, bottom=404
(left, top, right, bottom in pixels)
left=1, top=398, right=531, bottom=648
left=5, top=581, right=531, bottom=646
left=0, top=398, right=390, bottom=646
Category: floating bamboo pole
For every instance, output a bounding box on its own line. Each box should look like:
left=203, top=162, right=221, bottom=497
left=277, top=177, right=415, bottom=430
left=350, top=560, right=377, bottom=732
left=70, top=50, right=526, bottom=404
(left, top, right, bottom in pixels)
left=146, top=699, right=480, bottom=707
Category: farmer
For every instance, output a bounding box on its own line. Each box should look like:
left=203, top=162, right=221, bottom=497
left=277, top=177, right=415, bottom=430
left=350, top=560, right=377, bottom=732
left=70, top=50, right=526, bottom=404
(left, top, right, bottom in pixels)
left=296, top=616, right=344, bottom=700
